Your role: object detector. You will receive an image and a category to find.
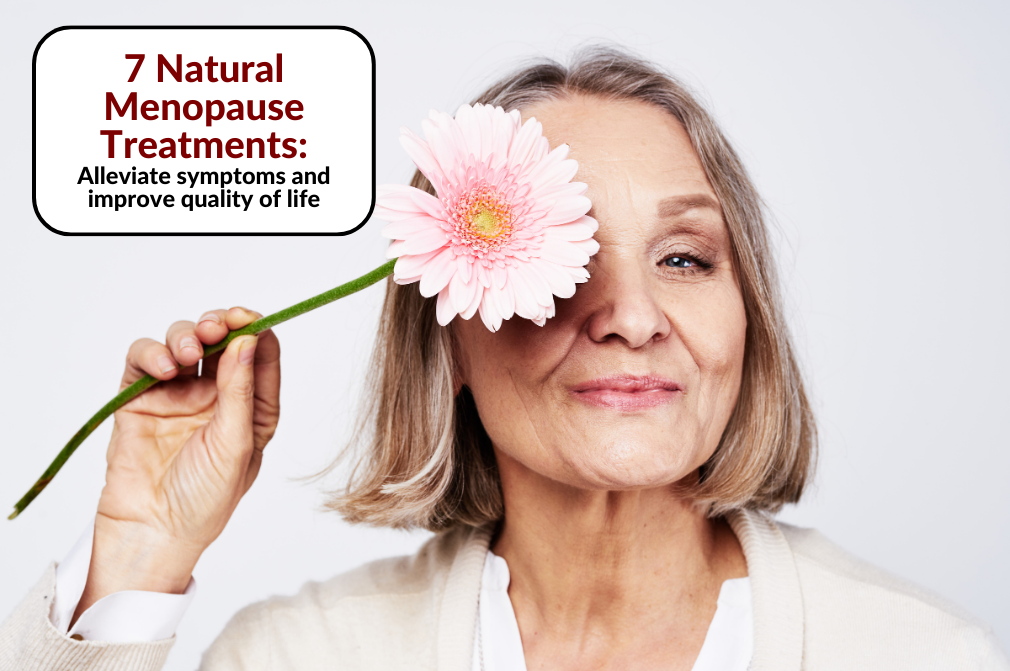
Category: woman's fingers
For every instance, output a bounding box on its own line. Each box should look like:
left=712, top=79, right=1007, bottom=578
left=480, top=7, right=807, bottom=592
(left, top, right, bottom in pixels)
left=249, top=326, right=281, bottom=452
left=119, top=306, right=259, bottom=391
left=118, top=305, right=271, bottom=402
left=204, top=335, right=259, bottom=463
left=195, top=306, right=278, bottom=492
left=224, top=306, right=262, bottom=331
left=201, top=307, right=263, bottom=379
left=220, top=307, right=281, bottom=453
left=194, top=310, right=230, bottom=346
left=191, top=309, right=231, bottom=380
left=165, top=320, right=203, bottom=370
left=120, top=338, right=181, bottom=390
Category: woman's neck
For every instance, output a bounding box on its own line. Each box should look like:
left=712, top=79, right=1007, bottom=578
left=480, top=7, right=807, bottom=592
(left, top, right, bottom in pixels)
left=490, top=451, right=747, bottom=670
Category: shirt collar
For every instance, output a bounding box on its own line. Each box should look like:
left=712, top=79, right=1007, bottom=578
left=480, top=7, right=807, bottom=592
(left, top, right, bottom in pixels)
left=438, top=510, right=805, bottom=671
left=726, top=509, right=805, bottom=671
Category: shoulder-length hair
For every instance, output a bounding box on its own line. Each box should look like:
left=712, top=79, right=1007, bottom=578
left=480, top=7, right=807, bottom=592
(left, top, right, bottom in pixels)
left=321, top=45, right=817, bottom=531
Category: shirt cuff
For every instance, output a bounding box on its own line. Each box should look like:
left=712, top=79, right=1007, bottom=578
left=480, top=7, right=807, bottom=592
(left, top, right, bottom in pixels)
left=50, top=515, right=197, bottom=643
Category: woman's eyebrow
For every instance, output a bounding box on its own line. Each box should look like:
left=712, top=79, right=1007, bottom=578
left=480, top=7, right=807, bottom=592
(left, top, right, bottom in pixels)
left=657, top=194, right=721, bottom=218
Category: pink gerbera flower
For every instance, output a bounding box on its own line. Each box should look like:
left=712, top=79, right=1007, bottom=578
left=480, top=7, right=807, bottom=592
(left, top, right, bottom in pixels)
left=376, top=103, right=599, bottom=332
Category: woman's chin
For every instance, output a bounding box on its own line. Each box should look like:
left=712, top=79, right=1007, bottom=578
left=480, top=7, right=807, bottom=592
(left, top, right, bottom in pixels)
left=561, top=439, right=704, bottom=491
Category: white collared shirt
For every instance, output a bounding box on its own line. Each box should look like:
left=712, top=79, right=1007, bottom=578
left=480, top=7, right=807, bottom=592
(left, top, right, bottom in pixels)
left=53, top=519, right=752, bottom=670
left=471, top=551, right=752, bottom=671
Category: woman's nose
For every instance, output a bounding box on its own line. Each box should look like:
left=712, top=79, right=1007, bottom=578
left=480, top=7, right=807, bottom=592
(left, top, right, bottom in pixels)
left=584, top=260, right=671, bottom=348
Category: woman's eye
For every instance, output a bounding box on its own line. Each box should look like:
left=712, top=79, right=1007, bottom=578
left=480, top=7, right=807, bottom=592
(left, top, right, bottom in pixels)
left=663, top=255, right=695, bottom=269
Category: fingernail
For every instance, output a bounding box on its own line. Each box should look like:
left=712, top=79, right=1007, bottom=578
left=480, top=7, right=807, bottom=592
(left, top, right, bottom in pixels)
left=180, top=336, right=200, bottom=352
left=238, top=336, right=257, bottom=365
left=198, top=312, right=221, bottom=325
left=157, top=355, right=177, bottom=374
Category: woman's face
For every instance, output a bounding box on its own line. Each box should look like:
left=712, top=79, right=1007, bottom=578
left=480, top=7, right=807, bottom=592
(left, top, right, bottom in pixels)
left=454, top=94, right=747, bottom=491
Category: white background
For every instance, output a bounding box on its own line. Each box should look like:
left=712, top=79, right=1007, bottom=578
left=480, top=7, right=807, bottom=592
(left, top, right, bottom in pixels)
left=34, top=27, right=372, bottom=234
left=1, top=1, right=1007, bottom=668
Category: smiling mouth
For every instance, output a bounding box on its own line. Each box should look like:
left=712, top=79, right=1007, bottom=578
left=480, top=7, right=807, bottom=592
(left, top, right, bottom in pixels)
left=570, top=375, right=684, bottom=410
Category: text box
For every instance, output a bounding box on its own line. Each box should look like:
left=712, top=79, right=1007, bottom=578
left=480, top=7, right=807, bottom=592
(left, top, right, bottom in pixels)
left=33, top=26, right=374, bottom=235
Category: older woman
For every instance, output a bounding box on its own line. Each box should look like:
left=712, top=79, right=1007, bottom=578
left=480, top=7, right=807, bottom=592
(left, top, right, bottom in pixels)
left=2, top=48, right=1007, bottom=671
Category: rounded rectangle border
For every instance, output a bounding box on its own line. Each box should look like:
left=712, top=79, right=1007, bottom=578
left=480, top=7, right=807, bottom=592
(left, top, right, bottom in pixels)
left=32, top=26, right=376, bottom=236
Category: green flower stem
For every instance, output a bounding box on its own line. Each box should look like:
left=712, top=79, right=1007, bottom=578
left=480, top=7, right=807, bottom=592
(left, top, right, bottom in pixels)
left=8, top=259, right=396, bottom=521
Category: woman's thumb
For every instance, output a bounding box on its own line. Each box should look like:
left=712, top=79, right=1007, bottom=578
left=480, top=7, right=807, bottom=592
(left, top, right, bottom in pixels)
left=210, top=335, right=258, bottom=445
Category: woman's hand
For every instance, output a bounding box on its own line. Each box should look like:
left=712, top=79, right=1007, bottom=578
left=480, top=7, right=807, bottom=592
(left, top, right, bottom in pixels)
left=72, top=307, right=281, bottom=624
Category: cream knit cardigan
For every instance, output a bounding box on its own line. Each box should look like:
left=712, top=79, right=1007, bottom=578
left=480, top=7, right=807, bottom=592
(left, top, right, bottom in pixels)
left=1, top=509, right=1007, bottom=671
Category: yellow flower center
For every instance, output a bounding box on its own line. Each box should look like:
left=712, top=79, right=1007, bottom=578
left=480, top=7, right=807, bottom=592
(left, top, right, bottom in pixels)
left=446, top=183, right=517, bottom=254
left=470, top=208, right=502, bottom=237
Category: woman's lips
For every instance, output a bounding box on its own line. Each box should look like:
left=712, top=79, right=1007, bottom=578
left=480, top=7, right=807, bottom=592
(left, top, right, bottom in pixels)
left=569, top=375, right=684, bottom=410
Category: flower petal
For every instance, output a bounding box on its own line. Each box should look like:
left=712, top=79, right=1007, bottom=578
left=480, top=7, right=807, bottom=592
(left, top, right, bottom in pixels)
left=488, top=282, right=515, bottom=322
left=375, top=184, right=437, bottom=222
left=488, top=107, right=514, bottom=171
left=418, top=247, right=457, bottom=298
left=531, top=257, right=577, bottom=299
left=520, top=262, right=555, bottom=308
left=455, top=253, right=472, bottom=283
left=476, top=263, right=491, bottom=288
left=449, top=271, right=479, bottom=314
left=381, top=215, right=443, bottom=240
left=394, top=249, right=441, bottom=280
left=530, top=157, right=579, bottom=194
left=571, top=237, right=601, bottom=256
left=424, top=112, right=470, bottom=185
left=385, top=239, right=407, bottom=259
left=479, top=291, right=502, bottom=332
left=530, top=181, right=588, bottom=202
left=522, top=143, right=569, bottom=186
left=507, top=266, right=541, bottom=320
left=402, top=227, right=450, bottom=256
left=501, top=281, right=516, bottom=320
left=531, top=302, right=555, bottom=327
left=436, top=285, right=456, bottom=326
left=537, top=195, right=592, bottom=227
left=422, top=118, right=461, bottom=186
left=454, top=103, right=483, bottom=163
left=399, top=130, right=446, bottom=192
left=538, top=238, right=591, bottom=267
left=476, top=105, right=495, bottom=164
left=507, top=118, right=543, bottom=174
left=493, top=264, right=507, bottom=290
left=408, top=189, right=446, bottom=220
left=542, top=219, right=598, bottom=242
left=462, top=285, right=483, bottom=319
left=376, top=183, right=424, bottom=211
